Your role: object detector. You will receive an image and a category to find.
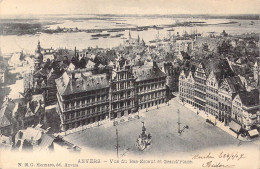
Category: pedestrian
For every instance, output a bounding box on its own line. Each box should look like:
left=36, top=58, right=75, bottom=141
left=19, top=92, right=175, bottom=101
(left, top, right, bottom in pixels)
left=197, top=110, right=199, bottom=115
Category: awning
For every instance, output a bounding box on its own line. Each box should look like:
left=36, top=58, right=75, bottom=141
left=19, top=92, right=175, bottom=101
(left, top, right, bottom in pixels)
left=229, top=121, right=241, bottom=133
left=248, top=129, right=259, bottom=137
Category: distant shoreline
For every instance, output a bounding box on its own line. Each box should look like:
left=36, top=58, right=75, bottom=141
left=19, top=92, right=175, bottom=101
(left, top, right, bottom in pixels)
left=0, top=20, right=241, bottom=36
left=1, top=14, right=259, bottom=20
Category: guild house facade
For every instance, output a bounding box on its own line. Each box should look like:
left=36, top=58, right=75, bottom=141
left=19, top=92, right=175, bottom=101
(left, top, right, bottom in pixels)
left=56, top=58, right=167, bottom=131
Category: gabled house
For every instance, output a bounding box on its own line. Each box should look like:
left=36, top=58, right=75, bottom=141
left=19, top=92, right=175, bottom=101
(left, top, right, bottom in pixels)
left=232, top=89, right=259, bottom=132
left=218, top=76, right=245, bottom=125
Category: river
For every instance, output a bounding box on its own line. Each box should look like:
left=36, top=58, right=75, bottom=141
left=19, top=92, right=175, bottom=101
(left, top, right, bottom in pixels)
left=0, top=15, right=259, bottom=56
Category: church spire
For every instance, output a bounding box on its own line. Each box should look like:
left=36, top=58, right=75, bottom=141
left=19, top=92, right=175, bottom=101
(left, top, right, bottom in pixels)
left=37, top=40, right=41, bottom=52
left=129, top=30, right=132, bottom=39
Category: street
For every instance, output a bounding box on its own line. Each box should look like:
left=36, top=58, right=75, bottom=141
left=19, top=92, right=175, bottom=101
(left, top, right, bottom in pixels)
left=63, top=96, right=256, bottom=157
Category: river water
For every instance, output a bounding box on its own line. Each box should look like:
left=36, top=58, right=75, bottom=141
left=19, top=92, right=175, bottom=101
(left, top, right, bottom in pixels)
left=0, top=15, right=259, bottom=56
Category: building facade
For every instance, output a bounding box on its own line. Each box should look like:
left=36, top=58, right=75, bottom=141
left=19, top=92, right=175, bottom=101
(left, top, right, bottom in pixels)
left=133, top=62, right=167, bottom=110
left=179, top=70, right=195, bottom=106
left=56, top=59, right=167, bottom=131
left=218, top=76, right=245, bottom=125
left=56, top=72, right=110, bottom=131
left=232, top=89, right=259, bottom=131
left=206, top=71, right=219, bottom=117
left=110, top=58, right=137, bottom=119
left=194, top=62, right=207, bottom=110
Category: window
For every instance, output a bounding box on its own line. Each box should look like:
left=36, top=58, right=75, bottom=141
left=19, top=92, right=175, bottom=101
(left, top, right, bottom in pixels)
left=65, top=114, right=69, bottom=120
left=127, top=91, right=131, bottom=97
left=65, top=103, right=69, bottom=108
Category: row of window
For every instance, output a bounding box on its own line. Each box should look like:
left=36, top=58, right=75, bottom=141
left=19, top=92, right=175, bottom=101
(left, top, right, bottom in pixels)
left=206, top=94, right=218, bottom=101
left=195, top=84, right=206, bottom=92
left=112, top=101, right=133, bottom=110
left=137, top=82, right=165, bottom=93
left=64, top=95, right=109, bottom=109
left=219, top=94, right=232, bottom=102
left=206, top=87, right=218, bottom=94
left=113, top=91, right=132, bottom=100
left=234, top=100, right=242, bottom=107
left=194, top=98, right=205, bottom=106
left=139, top=91, right=165, bottom=102
left=64, top=105, right=109, bottom=120
left=136, top=77, right=165, bottom=86
left=194, top=91, right=206, bottom=100
left=64, top=115, right=106, bottom=130
left=206, top=100, right=218, bottom=109
left=139, top=99, right=165, bottom=109
left=195, top=72, right=205, bottom=79
left=112, top=81, right=133, bottom=90
left=115, top=72, right=132, bottom=81
left=207, top=81, right=216, bottom=87
left=205, top=107, right=218, bottom=115
left=63, top=88, right=109, bottom=100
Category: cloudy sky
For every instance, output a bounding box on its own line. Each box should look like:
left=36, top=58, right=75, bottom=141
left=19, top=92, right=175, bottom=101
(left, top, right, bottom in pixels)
left=1, top=0, right=259, bottom=16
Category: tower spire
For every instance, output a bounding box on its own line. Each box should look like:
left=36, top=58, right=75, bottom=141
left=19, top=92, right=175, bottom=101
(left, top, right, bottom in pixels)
left=129, top=30, right=131, bottom=39
left=37, top=40, right=41, bottom=53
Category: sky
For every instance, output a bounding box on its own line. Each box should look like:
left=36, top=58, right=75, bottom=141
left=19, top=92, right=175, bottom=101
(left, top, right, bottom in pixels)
left=0, top=0, right=259, bottom=16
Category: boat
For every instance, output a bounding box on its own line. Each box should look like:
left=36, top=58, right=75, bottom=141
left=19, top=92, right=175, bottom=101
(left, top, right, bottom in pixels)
left=167, top=28, right=175, bottom=31
left=87, top=30, right=103, bottom=33
left=155, top=27, right=164, bottom=30
left=110, top=34, right=124, bottom=38
left=91, top=33, right=110, bottom=37
left=149, top=40, right=157, bottom=43
left=136, top=122, right=152, bottom=151
left=107, top=29, right=124, bottom=32
left=137, top=27, right=145, bottom=31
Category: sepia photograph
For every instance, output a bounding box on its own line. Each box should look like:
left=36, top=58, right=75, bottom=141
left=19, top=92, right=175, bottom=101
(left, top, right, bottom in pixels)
left=0, top=0, right=259, bottom=168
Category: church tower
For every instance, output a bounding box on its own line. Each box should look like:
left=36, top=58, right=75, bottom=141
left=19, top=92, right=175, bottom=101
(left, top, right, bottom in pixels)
left=253, top=60, right=259, bottom=84
left=34, top=41, right=43, bottom=71
left=128, top=30, right=132, bottom=40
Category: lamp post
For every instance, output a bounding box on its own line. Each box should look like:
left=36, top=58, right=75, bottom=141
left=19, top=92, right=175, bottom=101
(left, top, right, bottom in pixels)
left=115, top=128, right=119, bottom=158
left=177, top=109, right=181, bottom=135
